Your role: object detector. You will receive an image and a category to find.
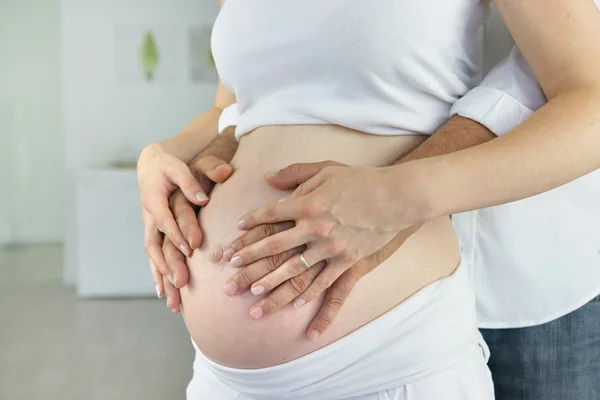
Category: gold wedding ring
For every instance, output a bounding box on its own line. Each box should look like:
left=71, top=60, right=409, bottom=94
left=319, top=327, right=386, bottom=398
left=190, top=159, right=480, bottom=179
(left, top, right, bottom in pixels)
left=299, top=253, right=310, bottom=269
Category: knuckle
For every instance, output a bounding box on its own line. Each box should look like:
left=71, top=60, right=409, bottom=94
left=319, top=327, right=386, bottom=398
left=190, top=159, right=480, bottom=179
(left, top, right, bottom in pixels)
left=266, top=239, right=282, bottom=254
left=154, top=218, right=166, bottom=233
left=236, top=269, right=253, bottom=288
left=262, top=296, right=281, bottom=311
left=230, top=238, right=243, bottom=252
left=262, top=223, right=277, bottom=238
left=312, top=222, right=333, bottom=239
left=320, top=277, right=335, bottom=289
left=324, top=240, right=345, bottom=256
left=171, top=191, right=187, bottom=206
left=325, top=295, right=345, bottom=310
left=340, top=252, right=357, bottom=265
left=288, top=275, right=309, bottom=295
left=338, top=275, right=358, bottom=293
left=265, top=253, right=282, bottom=272
left=296, top=183, right=306, bottom=197
left=265, top=204, right=277, bottom=219
left=182, top=178, right=198, bottom=191
left=314, top=313, right=333, bottom=327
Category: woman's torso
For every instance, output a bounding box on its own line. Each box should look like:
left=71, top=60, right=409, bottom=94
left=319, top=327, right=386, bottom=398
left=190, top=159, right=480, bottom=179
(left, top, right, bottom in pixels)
left=181, top=0, right=490, bottom=369
left=181, top=126, right=462, bottom=369
left=212, top=0, right=490, bottom=140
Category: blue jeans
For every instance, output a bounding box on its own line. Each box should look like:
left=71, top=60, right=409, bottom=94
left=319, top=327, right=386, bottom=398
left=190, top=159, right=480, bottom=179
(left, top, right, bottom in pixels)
left=480, top=295, right=600, bottom=400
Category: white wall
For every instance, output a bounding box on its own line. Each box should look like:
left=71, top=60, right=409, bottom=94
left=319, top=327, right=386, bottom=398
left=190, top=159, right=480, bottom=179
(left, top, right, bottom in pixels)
left=60, top=0, right=220, bottom=284
left=0, top=0, right=63, bottom=244
left=61, top=0, right=219, bottom=171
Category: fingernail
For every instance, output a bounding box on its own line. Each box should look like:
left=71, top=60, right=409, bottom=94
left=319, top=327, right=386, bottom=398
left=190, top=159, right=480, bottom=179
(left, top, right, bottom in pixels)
left=223, top=247, right=234, bottom=261
left=277, top=197, right=287, bottom=203
left=223, top=281, right=238, bottom=296
left=264, top=171, right=277, bottom=178
left=251, top=285, right=265, bottom=296
left=250, top=306, right=264, bottom=320
left=294, top=298, right=306, bottom=308
left=155, top=284, right=162, bottom=299
left=213, top=246, right=223, bottom=262
left=179, top=244, right=188, bottom=256
left=166, top=274, right=176, bottom=286
left=196, top=192, right=209, bottom=202
left=308, top=330, right=320, bottom=341
left=230, top=256, right=244, bottom=268
left=237, top=219, right=247, bottom=230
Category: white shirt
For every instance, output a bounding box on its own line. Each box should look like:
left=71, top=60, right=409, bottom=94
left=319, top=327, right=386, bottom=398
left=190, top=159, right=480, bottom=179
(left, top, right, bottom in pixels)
left=450, top=11, right=600, bottom=328
left=217, top=3, right=600, bottom=329
left=212, top=0, right=489, bottom=141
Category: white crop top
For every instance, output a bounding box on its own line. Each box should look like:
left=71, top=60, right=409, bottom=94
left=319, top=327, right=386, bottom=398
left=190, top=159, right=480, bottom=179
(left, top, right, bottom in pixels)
left=212, top=0, right=491, bottom=141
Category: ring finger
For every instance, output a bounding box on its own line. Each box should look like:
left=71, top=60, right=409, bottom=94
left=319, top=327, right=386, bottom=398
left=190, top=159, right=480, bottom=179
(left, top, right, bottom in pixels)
left=249, top=261, right=326, bottom=320
left=228, top=223, right=315, bottom=268
left=248, top=242, right=330, bottom=296
left=223, top=246, right=304, bottom=296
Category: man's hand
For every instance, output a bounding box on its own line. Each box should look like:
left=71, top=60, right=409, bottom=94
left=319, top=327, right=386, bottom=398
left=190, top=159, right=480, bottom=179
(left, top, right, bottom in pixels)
left=217, top=161, right=421, bottom=339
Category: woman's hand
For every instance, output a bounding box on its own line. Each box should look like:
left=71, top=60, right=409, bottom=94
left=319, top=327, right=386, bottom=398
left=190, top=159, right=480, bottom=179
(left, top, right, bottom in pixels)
left=227, top=163, right=412, bottom=297
left=138, top=130, right=237, bottom=299
left=139, top=143, right=208, bottom=296
left=218, top=161, right=422, bottom=339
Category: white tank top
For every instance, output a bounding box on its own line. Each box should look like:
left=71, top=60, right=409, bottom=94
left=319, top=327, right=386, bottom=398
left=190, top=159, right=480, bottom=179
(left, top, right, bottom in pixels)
left=212, top=0, right=490, bottom=141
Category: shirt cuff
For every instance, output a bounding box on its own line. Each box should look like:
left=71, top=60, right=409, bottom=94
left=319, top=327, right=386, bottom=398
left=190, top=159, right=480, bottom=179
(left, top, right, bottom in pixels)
left=449, top=86, right=535, bottom=136
left=218, top=103, right=240, bottom=135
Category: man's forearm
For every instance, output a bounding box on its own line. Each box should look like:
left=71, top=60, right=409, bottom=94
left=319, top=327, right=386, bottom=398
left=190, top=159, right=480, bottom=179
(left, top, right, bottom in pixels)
left=395, top=116, right=496, bottom=165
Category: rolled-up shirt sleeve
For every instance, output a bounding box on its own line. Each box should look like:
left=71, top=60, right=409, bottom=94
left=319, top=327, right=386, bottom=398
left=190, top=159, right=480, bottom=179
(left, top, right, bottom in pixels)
left=450, top=45, right=547, bottom=136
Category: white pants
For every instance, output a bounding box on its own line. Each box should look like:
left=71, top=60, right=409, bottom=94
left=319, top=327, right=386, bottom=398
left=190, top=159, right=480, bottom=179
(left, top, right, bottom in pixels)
left=188, top=343, right=494, bottom=400
left=187, top=264, right=495, bottom=400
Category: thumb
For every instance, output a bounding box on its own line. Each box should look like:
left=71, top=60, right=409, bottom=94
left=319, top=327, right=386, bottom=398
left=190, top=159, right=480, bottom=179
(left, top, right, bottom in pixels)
left=163, top=159, right=208, bottom=206
left=193, top=154, right=234, bottom=183
left=265, top=161, right=345, bottom=190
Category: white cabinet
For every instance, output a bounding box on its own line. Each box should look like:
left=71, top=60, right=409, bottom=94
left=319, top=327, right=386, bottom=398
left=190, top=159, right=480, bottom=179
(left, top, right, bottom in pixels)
left=74, top=168, right=154, bottom=297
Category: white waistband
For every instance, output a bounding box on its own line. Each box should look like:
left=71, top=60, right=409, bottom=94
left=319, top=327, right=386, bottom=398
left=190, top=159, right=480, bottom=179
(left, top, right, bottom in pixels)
left=191, top=262, right=483, bottom=399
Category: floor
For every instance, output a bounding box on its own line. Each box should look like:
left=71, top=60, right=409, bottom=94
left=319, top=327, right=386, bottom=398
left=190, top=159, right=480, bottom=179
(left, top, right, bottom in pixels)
left=0, top=245, right=194, bottom=400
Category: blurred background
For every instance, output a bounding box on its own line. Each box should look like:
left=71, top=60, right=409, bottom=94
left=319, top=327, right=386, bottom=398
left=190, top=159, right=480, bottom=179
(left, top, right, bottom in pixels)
left=0, top=1, right=513, bottom=399
left=0, top=0, right=221, bottom=399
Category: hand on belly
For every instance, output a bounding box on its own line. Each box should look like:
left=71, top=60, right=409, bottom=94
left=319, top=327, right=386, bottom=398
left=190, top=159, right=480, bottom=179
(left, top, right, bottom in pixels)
left=178, top=125, right=460, bottom=369
left=179, top=169, right=331, bottom=368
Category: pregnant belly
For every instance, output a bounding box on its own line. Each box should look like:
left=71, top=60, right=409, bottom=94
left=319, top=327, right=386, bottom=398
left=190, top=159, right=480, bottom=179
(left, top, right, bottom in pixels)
left=180, top=125, right=460, bottom=369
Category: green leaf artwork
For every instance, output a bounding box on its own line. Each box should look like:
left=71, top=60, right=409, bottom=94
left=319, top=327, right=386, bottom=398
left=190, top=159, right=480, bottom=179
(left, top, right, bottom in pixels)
left=140, top=31, right=159, bottom=81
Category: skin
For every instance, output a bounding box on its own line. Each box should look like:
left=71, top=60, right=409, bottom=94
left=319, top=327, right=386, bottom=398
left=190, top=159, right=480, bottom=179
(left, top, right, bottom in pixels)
left=224, top=0, right=600, bottom=337
left=141, top=0, right=600, bottom=336
left=137, top=74, right=237, bottom=301
left=158, top=117, right=495, bottom=334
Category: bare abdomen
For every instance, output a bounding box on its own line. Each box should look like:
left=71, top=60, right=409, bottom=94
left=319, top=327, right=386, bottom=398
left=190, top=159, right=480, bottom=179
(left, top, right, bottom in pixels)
left=180, top=125, right=460, bottom=369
